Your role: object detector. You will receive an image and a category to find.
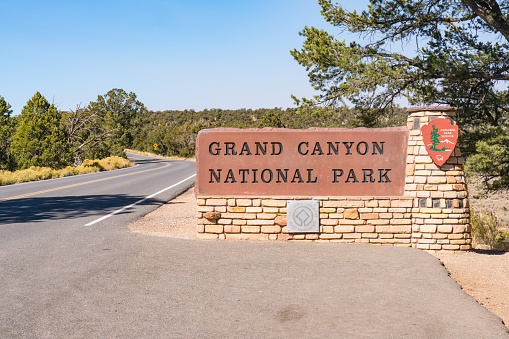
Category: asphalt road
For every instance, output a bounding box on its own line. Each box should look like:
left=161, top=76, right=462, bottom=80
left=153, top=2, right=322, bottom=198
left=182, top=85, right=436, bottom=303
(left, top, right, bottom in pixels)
left=1, top=153, right=508, bottom=338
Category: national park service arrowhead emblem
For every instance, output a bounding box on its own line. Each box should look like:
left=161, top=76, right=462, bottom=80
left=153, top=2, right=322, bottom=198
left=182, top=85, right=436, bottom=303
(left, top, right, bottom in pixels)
left=421, top=118, right=458, bottom=167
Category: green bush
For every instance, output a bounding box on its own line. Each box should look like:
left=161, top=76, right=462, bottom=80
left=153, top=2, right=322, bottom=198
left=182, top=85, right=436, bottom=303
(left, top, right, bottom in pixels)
left=471, top=211, right=508, bottom=251
left=495, top=232, right=509, bottom=251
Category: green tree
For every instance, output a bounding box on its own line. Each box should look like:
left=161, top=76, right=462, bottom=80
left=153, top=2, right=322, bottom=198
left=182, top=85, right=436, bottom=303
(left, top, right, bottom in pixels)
left=10, top=92, right=71, bottom=169
left=466, top=132, right=509, bottom=190
left=258, top=110, right=286, bottom=128
left=430, top=126, right=441, bottom=151
left=0, top=96, right=14, bottom=170
left=88, top=88, right=147, bottom=157
left=292, top=0, right=509, bottom=128
left=292, top=0, right=509, bottom=188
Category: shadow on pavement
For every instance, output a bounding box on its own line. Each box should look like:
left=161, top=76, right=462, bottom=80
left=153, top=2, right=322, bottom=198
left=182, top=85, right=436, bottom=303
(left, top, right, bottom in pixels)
left=472, top=248, right=507, bottom=256
left=0, top=194, right=163, bottom=224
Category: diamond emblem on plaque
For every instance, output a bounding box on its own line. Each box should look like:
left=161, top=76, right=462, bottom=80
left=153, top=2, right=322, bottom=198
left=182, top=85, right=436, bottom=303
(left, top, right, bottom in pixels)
left=287, top=200, right=319, bottom=233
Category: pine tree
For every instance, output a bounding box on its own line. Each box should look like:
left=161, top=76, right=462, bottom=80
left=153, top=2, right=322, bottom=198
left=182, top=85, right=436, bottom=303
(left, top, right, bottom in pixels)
left=0, top=96, right=14, bottom=170
left=88, top=89, right=146, bottom=157
left=430, top=126, right=441, bottom=151
left=10, top=92, right=71, bottom=169
left=258, top=110, right=286, bottom=128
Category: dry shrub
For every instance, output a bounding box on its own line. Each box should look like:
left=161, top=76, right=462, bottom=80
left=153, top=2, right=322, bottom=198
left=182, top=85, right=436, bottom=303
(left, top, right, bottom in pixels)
left=471, top=211, right=509, bottom=251
left=97, top=156, right=131, bottom=171
left=0, top=156, right=133, bottom=186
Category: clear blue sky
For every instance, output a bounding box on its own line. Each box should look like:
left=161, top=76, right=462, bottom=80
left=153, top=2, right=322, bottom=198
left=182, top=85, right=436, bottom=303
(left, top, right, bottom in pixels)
left=1, top=0, right=368, bottom=114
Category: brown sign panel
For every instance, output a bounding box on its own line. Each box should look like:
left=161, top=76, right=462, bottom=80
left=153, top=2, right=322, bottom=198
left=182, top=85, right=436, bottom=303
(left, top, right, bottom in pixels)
left=195, top=127, right=409, bottom=197
left=421, top=118, right=458, bottom=167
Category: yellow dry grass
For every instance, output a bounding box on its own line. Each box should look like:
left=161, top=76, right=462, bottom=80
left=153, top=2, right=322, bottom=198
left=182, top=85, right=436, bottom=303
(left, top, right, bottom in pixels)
left=0, top=156, right=133, bottom=186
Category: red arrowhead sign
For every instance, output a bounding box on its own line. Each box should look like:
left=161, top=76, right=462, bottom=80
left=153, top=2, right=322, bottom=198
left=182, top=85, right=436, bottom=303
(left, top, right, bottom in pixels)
left=421, top=118, right=458, bottom=166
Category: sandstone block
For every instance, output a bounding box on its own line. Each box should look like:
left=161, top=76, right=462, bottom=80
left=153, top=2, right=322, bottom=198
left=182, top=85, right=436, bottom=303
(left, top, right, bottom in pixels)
left=376, top=226, right=411, bottom=233
left=390, top=200, right=413, bottom=208
left=447, top=176, right=457, bottom=184
left=246, top=207, right=263, bottom=213
left=428, top=177, right=447, bottom=184
left=275, top=216, right=287, bottom=226
left=453, top=225, right=467, bottom=233
left=277, top=234, right=291, bottom=241
left=237, top=199, right=253, bottom=207
left=228, top=207, right=245, bottom=213
left=415, top=156, right=432, bottom=164
left=321, top=225, right=334, bottom=233
left=261, top=225, right=282, bottom=234
left=257, top=213, right=277, bottom=220
left=197, top=206, right=215, bottom=212
left=366, top=200, right=379, bottom=208
left=203, top=212, right=221, bottom=220
left=262, top=200, right=286, bottom=207
left=342, top=233, right=362, bottom=239
left=442, top=244, right=460, bottom=250
left=360, top=213, right=379, bottom=220
left=356, top=225, right=375, bottom=233
left=367, top=219, right=390, bottom=225
left=390, top=219, right=411, bottom=225
left=205, top=225, right=224, bottom=234
left=319, top=234, right=343, bottom=239
left=438, top=225, right=453, bottom=233
left=323, top=201, right=365, bottom=208
left=335, top=225, right=355, bottom=233
left=206, top=198, right=227, bottom=206
left=217, top=219, right=233, bottom=225
left=420, top=225, right=437, bottom=233
left=242, top=226, right=261, bottom=233
left=224, top=225, right=241, bottom=233
left=337, top=219, right=365, bottom=225
left=247, top=220, right=274, bottom=226
left=344, top=208, right=359, bottom=219
left=321, top=219, right=339, bottom=226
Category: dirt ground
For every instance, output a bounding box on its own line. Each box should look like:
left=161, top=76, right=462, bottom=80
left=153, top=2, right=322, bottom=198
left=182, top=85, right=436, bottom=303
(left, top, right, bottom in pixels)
left=129, top=187, right=509, bottom=328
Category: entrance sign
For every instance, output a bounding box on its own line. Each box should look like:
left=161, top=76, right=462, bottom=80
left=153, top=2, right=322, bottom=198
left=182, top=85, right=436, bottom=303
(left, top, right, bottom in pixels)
left=196, top=127, right=408, bottom=196
left=421, top=118, right=458, bottom=166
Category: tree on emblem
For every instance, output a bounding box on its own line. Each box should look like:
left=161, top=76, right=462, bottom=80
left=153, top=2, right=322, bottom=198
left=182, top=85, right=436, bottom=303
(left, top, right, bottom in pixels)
left=430, top=125, right=450, bottom=152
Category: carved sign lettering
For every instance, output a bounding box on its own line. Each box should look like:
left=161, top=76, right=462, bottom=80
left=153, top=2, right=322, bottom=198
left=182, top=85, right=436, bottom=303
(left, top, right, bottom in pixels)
left=195, top=128, right=409, bottom=196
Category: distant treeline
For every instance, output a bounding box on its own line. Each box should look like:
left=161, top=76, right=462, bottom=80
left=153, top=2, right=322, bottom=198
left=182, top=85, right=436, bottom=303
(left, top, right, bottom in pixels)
left=133, top=106, right=408, bottom=158
left=0, top=88, right=408, bottom=171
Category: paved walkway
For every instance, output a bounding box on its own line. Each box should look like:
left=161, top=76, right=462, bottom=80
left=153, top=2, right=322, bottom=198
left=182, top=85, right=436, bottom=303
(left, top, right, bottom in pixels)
left=102, top=237, right=509, bottom=338
left=5, top=231, right=508, bottom=338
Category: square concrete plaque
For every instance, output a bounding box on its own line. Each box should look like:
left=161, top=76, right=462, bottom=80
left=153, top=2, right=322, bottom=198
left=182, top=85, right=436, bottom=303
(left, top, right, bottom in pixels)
left=287, top=200, right=319, bottom=233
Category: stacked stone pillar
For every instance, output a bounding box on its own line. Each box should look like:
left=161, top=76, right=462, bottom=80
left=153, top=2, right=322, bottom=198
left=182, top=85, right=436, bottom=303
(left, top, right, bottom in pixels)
left=405, top=107, right=471, bottom=250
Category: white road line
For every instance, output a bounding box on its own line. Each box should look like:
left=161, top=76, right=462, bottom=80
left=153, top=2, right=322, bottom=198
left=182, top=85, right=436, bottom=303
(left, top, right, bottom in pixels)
left=84, top=174, right=196, bottom=227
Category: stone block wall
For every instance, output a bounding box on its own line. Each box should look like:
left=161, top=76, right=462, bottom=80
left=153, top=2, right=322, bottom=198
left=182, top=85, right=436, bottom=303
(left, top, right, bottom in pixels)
left=405, top=107, right=471, bottom=250
left=196, top=107, right=472, bottom=251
